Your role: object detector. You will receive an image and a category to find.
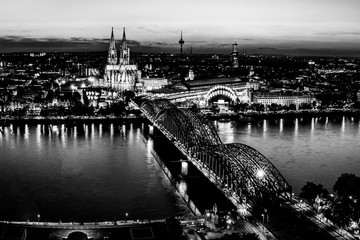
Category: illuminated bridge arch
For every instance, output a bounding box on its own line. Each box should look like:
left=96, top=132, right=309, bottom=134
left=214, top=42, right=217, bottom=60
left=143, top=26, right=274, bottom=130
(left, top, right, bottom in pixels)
left=140, top=99, right=174, bottom=120
left=205, top=85, right=238, bottom=104
left=137, top=98, right=292, bottom=204
left=155, top=107, right=223, bottom=149
left=193, top=143, right=291, bottom=202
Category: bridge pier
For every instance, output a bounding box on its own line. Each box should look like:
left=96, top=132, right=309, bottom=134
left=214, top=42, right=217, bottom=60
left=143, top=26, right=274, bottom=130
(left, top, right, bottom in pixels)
left=150, top=126, right=162, bottom=137
left=181, top=160, right=188, bottom=176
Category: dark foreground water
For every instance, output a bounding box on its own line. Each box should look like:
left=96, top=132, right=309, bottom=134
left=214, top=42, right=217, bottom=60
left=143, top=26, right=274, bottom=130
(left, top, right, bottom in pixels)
left=0, top=123, right=191, bottom=222
left=0, top=116, right=359, bottom=222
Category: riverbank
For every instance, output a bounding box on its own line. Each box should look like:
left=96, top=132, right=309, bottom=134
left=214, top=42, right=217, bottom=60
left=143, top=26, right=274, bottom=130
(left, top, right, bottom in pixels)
left=207, top=109, right=360, bottom=123
left=0, top=220, right=172, bottom=240
left=0, top=115, right=148, bottom=125
left=1, top=109, right=359, bottom=126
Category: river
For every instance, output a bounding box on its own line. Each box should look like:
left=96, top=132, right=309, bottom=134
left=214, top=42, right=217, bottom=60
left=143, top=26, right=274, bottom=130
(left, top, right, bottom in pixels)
left=216, top=115, right=360, bottom=194
left=0, top=115, right=359, bottom=221
left=0, top=122, right=190, bottom=222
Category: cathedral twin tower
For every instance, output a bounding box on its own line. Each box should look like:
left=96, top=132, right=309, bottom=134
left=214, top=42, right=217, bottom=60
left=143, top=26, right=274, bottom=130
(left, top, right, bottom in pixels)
left=105, top=27, right=140, bottom=91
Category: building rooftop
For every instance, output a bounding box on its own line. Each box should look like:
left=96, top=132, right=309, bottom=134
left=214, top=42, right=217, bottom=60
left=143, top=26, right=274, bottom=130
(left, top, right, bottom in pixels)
left=172, top=77, right=245, bottom=91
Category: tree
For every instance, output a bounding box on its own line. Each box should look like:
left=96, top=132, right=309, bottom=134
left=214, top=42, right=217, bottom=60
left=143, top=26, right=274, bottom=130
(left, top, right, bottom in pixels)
left=234, top=102, right=249, bottom=112
left=353, top=101, right=360, bottom=110
left=269, top=103, right=280, bottom=112
left=332, top=197, right=354, bottom=228
left=210, top=105, right=220, bottom=114
left=299, top=181, right=329, bottom=203
left=251, top=103, right=264, bottom=112
left=333, top=173, right=360, bottom=199
left=218, top=233, right=260, bottom=240
left=123, top=90, right=135, bottom=103
left=288, top=103, right=296, bottom=111
left=190, top=104, right=199, bottom=112
left=299, top=103, right=312, bottom=110
left=165, top=217, right=182, bottom=240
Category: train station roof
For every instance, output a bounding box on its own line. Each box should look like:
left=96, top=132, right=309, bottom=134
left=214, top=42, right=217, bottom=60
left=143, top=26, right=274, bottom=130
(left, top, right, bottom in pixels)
left=148, top=77, right=246, bottom=94
left=176, top=77, right=245, bottom=90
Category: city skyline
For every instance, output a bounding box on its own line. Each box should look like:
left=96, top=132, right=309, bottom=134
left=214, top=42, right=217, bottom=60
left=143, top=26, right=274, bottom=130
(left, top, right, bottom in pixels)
left=1, top=0, right=360, bottom=56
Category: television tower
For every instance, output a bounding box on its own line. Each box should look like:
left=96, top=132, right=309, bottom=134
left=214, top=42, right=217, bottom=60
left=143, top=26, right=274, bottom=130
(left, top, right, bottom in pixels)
left=179, top=31, right=185, bottom=55
left=231, top=41, right=239, bottom=68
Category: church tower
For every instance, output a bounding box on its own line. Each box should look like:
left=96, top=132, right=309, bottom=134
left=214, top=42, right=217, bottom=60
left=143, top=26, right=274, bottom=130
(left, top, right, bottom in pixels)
left=119, top=27, right=130, bottom=65
left=108, top=27, right=117, bottom=65
left=104, top=27, right=140, bottom=92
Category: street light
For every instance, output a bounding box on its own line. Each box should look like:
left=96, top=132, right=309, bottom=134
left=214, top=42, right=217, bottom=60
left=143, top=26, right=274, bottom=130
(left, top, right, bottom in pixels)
left=71, top=84, right=76, bottom=98
left=37, top=214, right=40, bottom=223
left=125, top=213, right=128, bottom=222
left=256, top=169, right=265, bottom=179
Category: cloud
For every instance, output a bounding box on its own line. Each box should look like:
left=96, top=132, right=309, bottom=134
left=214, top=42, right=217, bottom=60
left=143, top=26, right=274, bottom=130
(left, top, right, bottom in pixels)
left=0, top=36, right=108, bottom=52
left=257, top=47, right=279, bottom=50
left=127, top=40, right=141, bottom=47
left=186, top=40, right=207, bottom=44
left=137, top=26, right=160, bottom=34
left=0, top=35, right=164, bottom=53
left=316, top=31, right=360, bottom=36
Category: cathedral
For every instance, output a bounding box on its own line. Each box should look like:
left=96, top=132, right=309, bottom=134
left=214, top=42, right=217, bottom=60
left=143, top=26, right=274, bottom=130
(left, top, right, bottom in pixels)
left=105, top=27, right=141, bottom=92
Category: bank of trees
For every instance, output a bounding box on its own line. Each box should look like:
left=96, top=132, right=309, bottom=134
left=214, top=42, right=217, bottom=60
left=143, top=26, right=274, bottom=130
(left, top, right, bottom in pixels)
left=300, top=173, right=360, bottom=230
left=232, top=102, right=315, bottom=113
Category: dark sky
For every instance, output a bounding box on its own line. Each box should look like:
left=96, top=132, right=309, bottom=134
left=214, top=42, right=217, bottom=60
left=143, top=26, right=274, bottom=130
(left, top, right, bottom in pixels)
left=1, top=0, right=360, bottom=56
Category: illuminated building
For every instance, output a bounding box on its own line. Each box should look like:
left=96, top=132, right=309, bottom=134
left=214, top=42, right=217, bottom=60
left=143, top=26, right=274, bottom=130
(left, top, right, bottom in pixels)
left=253, top=92, right=316, bottom=107
left=308, top=60, right=315, bottom=72
left=139, top=78, right=168, bottom=91
left=104, top=27, right=141, bottom=92
left=188, top=69, right=194, bottom=80
left=84, top=87, right=118, bottom=107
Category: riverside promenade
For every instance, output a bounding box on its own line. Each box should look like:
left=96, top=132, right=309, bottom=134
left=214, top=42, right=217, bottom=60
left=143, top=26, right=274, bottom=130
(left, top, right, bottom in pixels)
left=0, top=115, right=147, bottom=125
left=0, top=219, right=174, bottom=240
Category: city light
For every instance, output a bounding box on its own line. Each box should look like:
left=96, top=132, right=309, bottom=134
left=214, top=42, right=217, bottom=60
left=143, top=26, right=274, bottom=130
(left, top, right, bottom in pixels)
left=256, top=169, right=265, bottom=179
left=1, top=20, right=360, bottom=240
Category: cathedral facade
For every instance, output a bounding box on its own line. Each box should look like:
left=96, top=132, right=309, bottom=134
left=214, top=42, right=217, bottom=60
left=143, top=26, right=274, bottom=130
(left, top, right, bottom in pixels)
left=105, top=27, right=141, bottom=92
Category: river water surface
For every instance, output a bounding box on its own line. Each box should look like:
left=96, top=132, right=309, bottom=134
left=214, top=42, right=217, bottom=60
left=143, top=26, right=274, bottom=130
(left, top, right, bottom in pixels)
left=217, top=116, right=360, bottom=194
left=0, top=116, right=359, bottom=221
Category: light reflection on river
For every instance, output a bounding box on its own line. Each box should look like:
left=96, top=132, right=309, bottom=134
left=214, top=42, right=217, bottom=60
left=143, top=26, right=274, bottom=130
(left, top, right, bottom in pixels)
left=216, top=116, right=360, bottom=194
left=1, top=116, right=359, bottom=221
left=0, top=123, right=190, bottom=222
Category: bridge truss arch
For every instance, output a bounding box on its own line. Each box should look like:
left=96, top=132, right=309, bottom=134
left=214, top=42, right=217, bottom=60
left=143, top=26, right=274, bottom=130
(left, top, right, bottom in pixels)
left=192, top=143, right=291, bottom=202
left=138, top=98, right=292, bottom=205
left=155, top=107, right=223, bottom=149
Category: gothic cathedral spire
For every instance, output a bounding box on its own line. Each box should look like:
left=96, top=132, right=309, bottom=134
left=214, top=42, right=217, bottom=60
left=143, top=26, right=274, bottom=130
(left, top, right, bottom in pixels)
left=108, top=27, right=117, bottom=65
left=120, top=27, right=130, bottom=65
left=122, top=27, right=127, bottom=49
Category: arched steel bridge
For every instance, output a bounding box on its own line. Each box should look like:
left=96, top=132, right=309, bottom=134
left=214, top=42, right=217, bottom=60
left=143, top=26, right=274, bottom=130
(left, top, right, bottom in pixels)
left=137, top=98, right=292, bottom=206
